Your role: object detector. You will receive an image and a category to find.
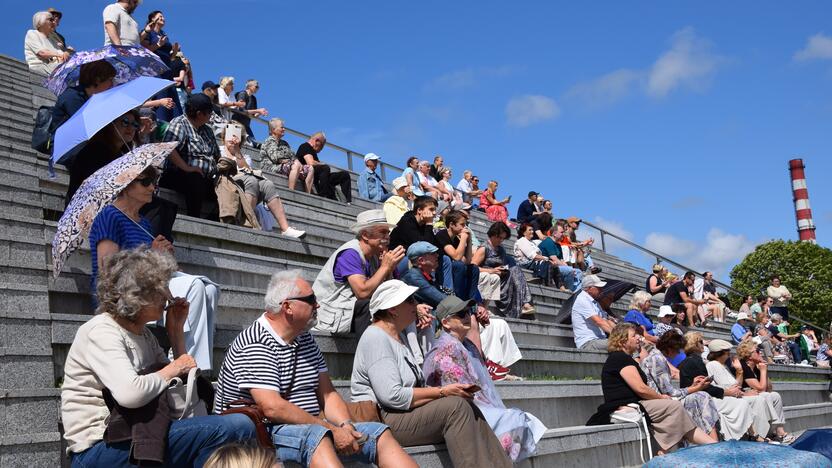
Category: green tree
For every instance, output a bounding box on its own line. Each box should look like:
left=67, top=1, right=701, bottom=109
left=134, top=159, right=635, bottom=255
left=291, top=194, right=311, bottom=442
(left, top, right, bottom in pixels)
left=730, top=240, right=832, bottom=331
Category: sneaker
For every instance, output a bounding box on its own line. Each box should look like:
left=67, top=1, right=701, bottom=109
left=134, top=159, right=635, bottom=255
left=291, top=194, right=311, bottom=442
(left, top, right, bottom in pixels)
left=520, top=304, right=536, bottom=315
left=502, top=374, right=525, bottom=381
left=281, top=227, right=306, bottom=238
left=590, top=267, right=602, bottom=275
left=486, top=360, right=510, bottom=377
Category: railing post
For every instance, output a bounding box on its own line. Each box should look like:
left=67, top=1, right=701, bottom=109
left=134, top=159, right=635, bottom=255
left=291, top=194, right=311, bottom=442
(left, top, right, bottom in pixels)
left=346, top=151, right=354, bottom=171
left=600, top=232, right=606, bottom=252
left=380, top=163, right=387, bottom=182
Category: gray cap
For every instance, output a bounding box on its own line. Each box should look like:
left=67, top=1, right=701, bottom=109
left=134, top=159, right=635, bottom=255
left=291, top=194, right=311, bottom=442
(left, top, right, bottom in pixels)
left=435, top=295, right=475, bottom=321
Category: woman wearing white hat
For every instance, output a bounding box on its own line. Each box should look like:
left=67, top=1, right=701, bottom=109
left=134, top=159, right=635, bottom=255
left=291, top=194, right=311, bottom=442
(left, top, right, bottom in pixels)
left=350, top=280, right=512, bottom=468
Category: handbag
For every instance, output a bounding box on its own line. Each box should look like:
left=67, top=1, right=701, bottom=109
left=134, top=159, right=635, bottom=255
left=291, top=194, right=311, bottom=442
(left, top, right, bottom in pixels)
left=345, top=400, right=382, bottom=423
left=167, top=367, right=209, bottom=420
left=220, top=398, right=275, bottom=449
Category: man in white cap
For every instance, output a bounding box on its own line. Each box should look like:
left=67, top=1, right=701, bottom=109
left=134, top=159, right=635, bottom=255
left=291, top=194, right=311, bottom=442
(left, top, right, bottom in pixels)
left=313, top=209, right=405, bottom=337
left=383, top=176, right=412, bottom=225
left=358, top=153, right=391, bottom=202
left=571, top=275, right=616, bottom=351
left=731, top=312, right=753, bottom=345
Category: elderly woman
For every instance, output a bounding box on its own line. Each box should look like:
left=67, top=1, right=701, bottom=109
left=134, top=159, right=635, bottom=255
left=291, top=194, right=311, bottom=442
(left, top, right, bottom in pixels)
left=479, top=180, right=510, bottom=223
left=438, top=167, right=465, bottom=208
left=219, top=123, right=305, bottom=238
left=24, top=11, right=67, bottom=76
left=705, top=339, right=793, bottom=443
left=472, top=222, right=535, bottom=318
left=217, top=76, right=244, bottom=121
left=641, top=333, right=720, bottom=442
left=513, top=223, right=562, bottom=289
left=587, top=323, right=715, bottom=454
left=260, top=118, right=314, bottom=192
left=65, top=109, right=139, bottom=205
left=89, top=166, right=219, bottom=370
left=737, top=340, right=794, bottom=443
left=678, top=333, right=757, bottom=441
left=423, top=296, right=546, bottom=462
left=766, top=276, right=792, bottom=322
left=351, top=280, right=512, bottom=468
left=61, top=248, right=255, bottom=466
left=623, top=290, right=657, bottom=345
left=415, top=160, right=449, bottom=201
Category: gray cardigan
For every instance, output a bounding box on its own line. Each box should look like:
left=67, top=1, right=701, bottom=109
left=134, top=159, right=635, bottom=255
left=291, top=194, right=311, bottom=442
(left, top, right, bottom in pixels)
left=350, top=326, right=423, bottom=411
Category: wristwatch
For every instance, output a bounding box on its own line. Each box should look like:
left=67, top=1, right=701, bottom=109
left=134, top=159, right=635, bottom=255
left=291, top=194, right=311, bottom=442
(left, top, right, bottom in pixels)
left=338, top=419, right=354, bottom=428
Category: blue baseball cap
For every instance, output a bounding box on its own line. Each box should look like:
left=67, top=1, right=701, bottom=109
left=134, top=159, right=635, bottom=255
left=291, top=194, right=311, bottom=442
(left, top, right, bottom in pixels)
left=407, top=241, right=438, bottom=260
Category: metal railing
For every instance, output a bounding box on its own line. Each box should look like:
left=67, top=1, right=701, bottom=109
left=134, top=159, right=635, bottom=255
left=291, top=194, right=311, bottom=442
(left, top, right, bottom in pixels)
left=230, top=108, right=828, bottom=335
left=581, top=219, right=828, bottom=334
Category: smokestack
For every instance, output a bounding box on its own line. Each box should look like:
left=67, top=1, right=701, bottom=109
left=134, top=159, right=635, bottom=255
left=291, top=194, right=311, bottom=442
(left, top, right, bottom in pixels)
left=788, top=159, right=817, bottom=243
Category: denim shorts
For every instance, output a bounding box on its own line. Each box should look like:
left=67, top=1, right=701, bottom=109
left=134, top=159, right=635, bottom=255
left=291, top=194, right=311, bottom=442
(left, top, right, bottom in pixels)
left=269, top=421, right=388, bottom=466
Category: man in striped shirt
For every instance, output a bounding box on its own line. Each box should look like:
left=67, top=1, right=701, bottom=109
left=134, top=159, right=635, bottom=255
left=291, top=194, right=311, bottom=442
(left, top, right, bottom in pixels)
left=215, top=270, right=416, bottom=467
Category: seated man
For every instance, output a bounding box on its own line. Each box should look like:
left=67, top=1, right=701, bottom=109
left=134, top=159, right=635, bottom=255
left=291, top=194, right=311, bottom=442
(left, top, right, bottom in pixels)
left=455, top=170, right=482, bottom=206
left=402, top=242, right=522, bottom=380
left=383, top=177, right=412, bottom=225
left=215, top=270, right=415, bottom=468
left=571, top=275, right=616, bottom=351
left=357, top=153, right=391, bottom=202
left=731, top=312, right=753, bottom=345
left=515, top=191, right=540, bottom=224
left=296, top=132, right=352, bottom=203
left=313, top=209, right=404, bottom=336
left=663, top=271, right=709, bottom=327
left=538, top=221, right=583, bottom=291
left=389, top=196, right=456, bottom=290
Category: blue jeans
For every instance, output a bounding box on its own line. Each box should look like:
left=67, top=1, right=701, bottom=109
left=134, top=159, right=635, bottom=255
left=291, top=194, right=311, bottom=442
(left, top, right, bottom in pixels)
left=451, top=260, right=483, bottom=303
left=269, top=422, right=388, bottom=466
left=71, top=414, right=255, bottom=468
left=558, top=265, right=582, bottom=291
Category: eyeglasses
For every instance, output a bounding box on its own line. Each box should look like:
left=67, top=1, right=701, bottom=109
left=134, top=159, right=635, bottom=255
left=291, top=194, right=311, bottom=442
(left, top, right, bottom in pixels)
left=285, top=292, right=318, bottom=307
left=450, top=310, right=469, bottom=320
left=134, top=175, right=160, bottom=187
left=118, top=117, right=140, bottom=129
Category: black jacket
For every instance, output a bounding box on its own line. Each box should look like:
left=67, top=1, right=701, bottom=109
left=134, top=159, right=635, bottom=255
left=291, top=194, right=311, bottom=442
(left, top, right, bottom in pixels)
left=678, top=353, right=724, bottom=399
left=389, top=211, right=437, bottom=252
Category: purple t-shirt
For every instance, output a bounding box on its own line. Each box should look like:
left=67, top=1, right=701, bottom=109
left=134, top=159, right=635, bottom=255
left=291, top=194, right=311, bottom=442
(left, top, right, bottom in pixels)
left=333, top=250, right=371, bottom=284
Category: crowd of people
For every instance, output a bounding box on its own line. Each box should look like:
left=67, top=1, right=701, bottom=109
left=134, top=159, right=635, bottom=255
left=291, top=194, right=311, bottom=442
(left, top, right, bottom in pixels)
left=25, top=3, right=831, bottom=467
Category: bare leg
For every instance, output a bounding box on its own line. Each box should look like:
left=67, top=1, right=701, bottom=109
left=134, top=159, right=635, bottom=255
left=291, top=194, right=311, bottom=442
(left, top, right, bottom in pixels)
left=708, top=427, right=719, bottom=441
left=304, top=164, right=315, bottom=193
left=266, top=197, right=290, bottom=232
left=686, top=303, right=697, bottom=327
left=376, top=429, right=418, bottom=468
left=309, top=436, right=344, bottom=468
left=288, top=161, right=300, bottom=191
left=686, top=427, right=717, bottom=445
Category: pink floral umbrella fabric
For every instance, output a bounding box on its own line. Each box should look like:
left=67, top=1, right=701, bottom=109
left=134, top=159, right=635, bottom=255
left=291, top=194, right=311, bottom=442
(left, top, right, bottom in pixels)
left=45, top=45, right=169, bottom=96
left=51, top=142, right=178, bottom=278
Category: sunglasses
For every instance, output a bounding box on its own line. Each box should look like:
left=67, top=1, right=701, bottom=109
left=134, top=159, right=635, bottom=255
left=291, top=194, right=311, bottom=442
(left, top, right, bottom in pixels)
left=285, top=292, right=318, bottom=307
left=118, top=117, right=140, bottom=129
left=134, top=175, right=160, bottom=187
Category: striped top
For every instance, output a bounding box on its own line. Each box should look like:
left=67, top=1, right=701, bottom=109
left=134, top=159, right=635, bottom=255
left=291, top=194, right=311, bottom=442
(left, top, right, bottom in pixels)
left=88, top=205, right=154, bottom=294
left=215, top=314, right=328, bottom=416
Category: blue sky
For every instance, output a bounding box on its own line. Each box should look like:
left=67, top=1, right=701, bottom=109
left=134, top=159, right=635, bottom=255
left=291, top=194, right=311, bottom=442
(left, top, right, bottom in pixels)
left=6, top=1, right=832, bottom=281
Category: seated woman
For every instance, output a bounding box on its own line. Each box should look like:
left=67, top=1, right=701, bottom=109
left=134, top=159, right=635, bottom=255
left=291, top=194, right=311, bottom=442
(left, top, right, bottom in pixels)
left=817, top=334, right=832, bottom=368
left=646, top=265, right=671, bottom=302
left=641, top=333, right=720, bottom=442
left=89, top=166, right=218, bottom=370
left=415, top=160, right=449, bottom=201
left=402, top=157, right=423, bottom=196
left=472, top=222, right=535, bottom=318
left=62, top=248, right=254, bottom=466
left=705, top=339, right=793, bottom=443
left=350, top=280, right=512, bottom=468
left=438, top=167, right=466, bottom=209
left=24, top=11, right=67, bottom=76
left=259, top=117, right=314, bottom=193
left=219, top=123, right=305, bottom=238
left=737, top=340, right=795, bottom=443
left=513, top=223, right=562, bottom=290
left=479, top=180, right=510, bottom=224
left=587, top=323, right=716, bottom=455
left=623, top=291, right=658, bottom=345
left=423, top=296, right=546, bottom=462
left=679, top=334, right=757, bottom=441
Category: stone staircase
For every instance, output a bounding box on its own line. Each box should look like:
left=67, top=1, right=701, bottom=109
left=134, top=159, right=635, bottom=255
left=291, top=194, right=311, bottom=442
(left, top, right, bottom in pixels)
left=1, top=53, right=831, bottom=467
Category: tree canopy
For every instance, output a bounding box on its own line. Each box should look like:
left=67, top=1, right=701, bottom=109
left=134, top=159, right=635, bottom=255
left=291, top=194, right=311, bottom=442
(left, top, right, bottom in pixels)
left=730, top=240, right=832, bottom=331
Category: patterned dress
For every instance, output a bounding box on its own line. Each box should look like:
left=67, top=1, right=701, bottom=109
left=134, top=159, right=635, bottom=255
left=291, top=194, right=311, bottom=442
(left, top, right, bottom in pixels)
left=482, top=240, right=532, bottom=318
left=259, top=136, right=312, bottom=178
left=640, top=348, right=720, bottom=436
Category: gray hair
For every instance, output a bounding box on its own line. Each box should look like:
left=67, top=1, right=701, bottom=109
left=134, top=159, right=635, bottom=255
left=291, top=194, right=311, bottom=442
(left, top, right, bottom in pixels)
left=96, top=248, right=178, bottom=321
left=418, top=160, right=430, bottom=167
left=770, top=313, right=782, bottom=322
left=629, top=290, right=653, bottom=310
left=33, top=11, right=53, bottom=29
left=463, top=170, right=472, bottom=177
left=246, top=79, right=258, bottom=89
left=264, top=270, right=303, bottom=314
left=268, top=118, right=285, bottom=132
left=219, top=76, right=235, bottom=88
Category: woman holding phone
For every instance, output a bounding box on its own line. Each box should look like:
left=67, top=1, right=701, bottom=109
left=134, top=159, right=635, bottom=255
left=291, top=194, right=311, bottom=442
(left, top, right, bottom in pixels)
left=423, top=296, right=546, bottom=462
left=472, top=222, right=535, bottom=318
left=350, top=281, right=512, bottom=468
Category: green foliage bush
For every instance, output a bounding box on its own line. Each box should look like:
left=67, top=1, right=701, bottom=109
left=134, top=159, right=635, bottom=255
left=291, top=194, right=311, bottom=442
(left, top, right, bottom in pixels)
left=730, top=240, right=832, bottom=331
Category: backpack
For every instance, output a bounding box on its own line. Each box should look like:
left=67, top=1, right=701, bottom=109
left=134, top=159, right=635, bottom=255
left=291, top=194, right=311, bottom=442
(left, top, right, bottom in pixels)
left=31, top=106, right=54, bottom=155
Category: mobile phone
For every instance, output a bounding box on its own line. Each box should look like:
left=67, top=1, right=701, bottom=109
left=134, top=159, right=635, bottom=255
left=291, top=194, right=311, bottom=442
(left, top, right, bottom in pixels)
left=355, top=433, right=369, bottom=445
left=466, top=384, right=481, bottom=393
left=704, top=376, right=714, bottom=383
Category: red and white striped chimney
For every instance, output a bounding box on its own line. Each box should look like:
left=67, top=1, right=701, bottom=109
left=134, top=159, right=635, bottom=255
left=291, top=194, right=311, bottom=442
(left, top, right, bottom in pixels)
left=788, top=159, right=817, bottom=243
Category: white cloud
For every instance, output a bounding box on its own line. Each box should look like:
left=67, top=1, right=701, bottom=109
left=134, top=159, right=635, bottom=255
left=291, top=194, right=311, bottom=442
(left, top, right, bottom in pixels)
left=565, top=27, right=722, bottom=107
left=426, top=66, right=516, bottom=91
left=794, top=33, right=832, bottom=61
left=646, top=27, right=722, bottom=98
left=644, top=232, right=698, bottom=259
left=589, top=216, right=634, bottom=252
left=505, top=94, right=560, bottom=127
left=564, top=69, right=644, bottom=108
left=643, top=228, right=757, bottom=277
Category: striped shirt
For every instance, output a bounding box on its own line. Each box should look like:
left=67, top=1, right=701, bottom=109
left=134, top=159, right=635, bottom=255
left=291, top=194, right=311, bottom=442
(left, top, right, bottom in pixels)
left=215, top=315, right=328, bottom=416
left=88, top=205, right=154, bottom=293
